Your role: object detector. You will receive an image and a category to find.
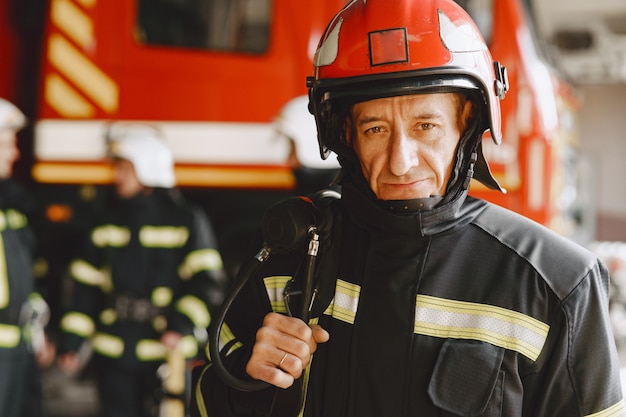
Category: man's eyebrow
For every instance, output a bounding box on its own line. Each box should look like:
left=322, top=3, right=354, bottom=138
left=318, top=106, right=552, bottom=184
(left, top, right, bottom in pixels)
left=354, top=111, right=445, bottom=127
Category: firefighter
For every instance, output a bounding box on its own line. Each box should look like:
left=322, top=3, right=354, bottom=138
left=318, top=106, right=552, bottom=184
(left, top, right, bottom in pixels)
left=274, top=95, right=341, bottom=195
left=191, top=0, right=624, bottom=416
left=0, top=97, right=55, bottom=417
left=58, top=123, right=228, bottom=417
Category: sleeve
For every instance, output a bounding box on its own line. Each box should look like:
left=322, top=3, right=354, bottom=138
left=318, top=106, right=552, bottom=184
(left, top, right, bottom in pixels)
left=58, top=225, right=106, bottom=354
left=167, top=207, right=229, bottom=336
left=529, top=259, right=625, bottom=417
left=190, top=233, right=304, bottom=417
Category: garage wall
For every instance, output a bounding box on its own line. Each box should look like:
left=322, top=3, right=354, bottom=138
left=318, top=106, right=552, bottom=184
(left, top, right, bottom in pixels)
left=578, top=83, right=626, bottom=241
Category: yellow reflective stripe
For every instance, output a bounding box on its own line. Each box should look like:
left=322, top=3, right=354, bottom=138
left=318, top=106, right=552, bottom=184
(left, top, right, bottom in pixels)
left=414, top=295, right=549, bottom=361
left=6, top=209, right=27, bottom=229
left=323, top=279, right=360, bottom=325
left=139, top=226, right=189, bottom=248
left=264, top=276, right=291, bottom=313
left=207, top=322, right=241, bottom=361
left=136, top=339, right=167, bottom=361
left=178, top=249, right=223, bottom=280
left=585, top=399, right=626, bottom=417
left=0, top=324, right=21, bottom=347
left=152, top=287, right=173, bottom=307
left=51, top=0, right=94, bottom=49
left=99, top=308, right=116, bottom=325
left=92, top=333, right=124, bottom=358
left=175, top=295, right=210, bottom=328
left=179, top=334, right=199, bottom=357
left=194, top=364, right=212, bottom=417
left=70, top=259, right=112, bottom=291
left=91, top=225, right=130, bottom=247
left=60, top=311, right=95, bottom=337
left=0, top=235, right=8, bottom=309
left=136, top=335, right=198, bottom=361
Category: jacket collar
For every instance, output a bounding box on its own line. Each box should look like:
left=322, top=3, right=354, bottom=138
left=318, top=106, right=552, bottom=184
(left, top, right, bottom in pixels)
left=341, top=181, right=480, bottom=237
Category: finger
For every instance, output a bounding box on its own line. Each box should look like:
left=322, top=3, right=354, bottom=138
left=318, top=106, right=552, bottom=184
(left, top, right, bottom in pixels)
left=311, top=324, right=330, bottom=344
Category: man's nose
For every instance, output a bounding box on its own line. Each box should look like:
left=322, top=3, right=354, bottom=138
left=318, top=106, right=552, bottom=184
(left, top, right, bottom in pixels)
left=388, top=130, right=417, bottom=176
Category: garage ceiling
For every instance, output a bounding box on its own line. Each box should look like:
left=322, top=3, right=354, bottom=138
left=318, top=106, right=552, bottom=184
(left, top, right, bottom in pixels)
left=531, top=0, right=626, bottom=84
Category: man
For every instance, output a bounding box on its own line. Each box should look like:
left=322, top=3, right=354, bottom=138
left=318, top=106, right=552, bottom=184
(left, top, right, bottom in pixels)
left=192, top=1, right=624, bottom=416
left=0, top=97, right=54, bottom=417
left=58, top=123, right=228, bottom=417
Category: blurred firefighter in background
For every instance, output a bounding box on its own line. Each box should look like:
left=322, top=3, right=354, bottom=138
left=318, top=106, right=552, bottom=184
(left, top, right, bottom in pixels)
left=274, top=95, right=341, bottom=196
left=58, top=123, right=228, bottom=417
left=0, top=98, right=55, bottom=417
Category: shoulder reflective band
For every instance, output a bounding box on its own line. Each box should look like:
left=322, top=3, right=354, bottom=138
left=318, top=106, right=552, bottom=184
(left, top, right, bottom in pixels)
left=0, top=324, right=21, bottom=348
left=175, top=295, right=210, bottom=329
left=323, top=279, right=361, bottom=325
left=584, top=399, right=626, bottom=417
left=414, top=294, right=549, bottom=361
left=178, top=249, right=223, bottom=280
left=139, top=226, right=189, bottom=248
left=0, top=235, right=7, bottom=308
left=91, top=224, right=130, bottom=247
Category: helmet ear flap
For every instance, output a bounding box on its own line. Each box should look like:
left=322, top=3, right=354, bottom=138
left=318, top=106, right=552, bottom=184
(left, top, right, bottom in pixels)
left=473, top=140, right=505, bottom=192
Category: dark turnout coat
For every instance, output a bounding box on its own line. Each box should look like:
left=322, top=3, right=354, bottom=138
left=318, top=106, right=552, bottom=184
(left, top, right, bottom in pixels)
left=193, top=181, right=624, bottom=417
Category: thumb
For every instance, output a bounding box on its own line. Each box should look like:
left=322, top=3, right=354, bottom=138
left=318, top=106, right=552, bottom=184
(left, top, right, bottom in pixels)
left=311, top=324, right=330, bottom=344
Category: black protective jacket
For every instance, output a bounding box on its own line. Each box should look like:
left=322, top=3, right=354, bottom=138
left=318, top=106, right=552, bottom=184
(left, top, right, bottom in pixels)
left=193, top=181, right=624, bottom=417
left=61, top=191, right=228, bottom=365
left=0, top=180, right=39, bottom=358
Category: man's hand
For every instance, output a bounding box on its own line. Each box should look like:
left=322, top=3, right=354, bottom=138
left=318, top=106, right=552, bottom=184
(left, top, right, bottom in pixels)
left=246, top=312, right=329, bottom=389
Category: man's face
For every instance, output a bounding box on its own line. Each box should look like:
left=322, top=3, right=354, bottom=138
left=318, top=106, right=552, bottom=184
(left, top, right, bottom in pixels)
left=113, top=159, right=145, bottom=199
left=346, top=93, right=470, bottom=200
left=0, top=129, right=20, bottom=179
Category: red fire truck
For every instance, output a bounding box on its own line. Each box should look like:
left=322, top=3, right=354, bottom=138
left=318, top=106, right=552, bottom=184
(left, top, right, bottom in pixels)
left=1, top=0, right=583, bottom=284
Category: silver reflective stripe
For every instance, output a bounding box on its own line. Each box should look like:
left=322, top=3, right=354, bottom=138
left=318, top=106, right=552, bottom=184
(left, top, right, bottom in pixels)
left=414, top=294, right=549, bottom=361
left=264, top=276, right=291, bottom=314
left=178, top=248, right=223, bottom=280
left=91, top=225, right=130, bottom=247
left=139, top=226, right=189, bottom=248
left=0, top=324, right=21, bottom=348
left=585, top=399, right=626, bottom=417
left=323, top=279, right=360, bottom=325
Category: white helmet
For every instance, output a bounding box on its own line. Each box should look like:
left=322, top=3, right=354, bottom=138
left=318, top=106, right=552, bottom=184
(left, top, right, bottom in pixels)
left=273, top=96, right=340, bottom=170
left=0, top=98, right=27, bottom=131
left=107, top=123, right=176, bottom=188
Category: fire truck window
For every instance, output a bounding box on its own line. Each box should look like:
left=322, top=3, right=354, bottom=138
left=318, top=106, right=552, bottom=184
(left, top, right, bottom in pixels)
left=454, top=0, right=494, bottom=44
left=136, top=0, right=271, bottom=53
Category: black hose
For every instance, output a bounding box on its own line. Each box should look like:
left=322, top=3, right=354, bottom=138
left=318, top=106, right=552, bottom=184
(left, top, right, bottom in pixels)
left=207, top=247, right=271, bottom=392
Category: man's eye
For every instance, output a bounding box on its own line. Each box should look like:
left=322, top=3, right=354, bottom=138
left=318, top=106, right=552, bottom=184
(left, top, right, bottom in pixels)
left=419, top=123, right=435, bottom=130
left=365, top=126, right=383, bottom=134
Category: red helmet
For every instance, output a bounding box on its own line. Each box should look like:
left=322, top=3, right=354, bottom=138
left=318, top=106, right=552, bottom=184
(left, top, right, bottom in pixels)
left=308, top=0, right=508, bottom=190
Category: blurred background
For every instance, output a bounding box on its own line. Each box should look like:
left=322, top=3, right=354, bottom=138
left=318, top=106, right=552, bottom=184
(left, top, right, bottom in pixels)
left=1, top=0, right=626, bottom=415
